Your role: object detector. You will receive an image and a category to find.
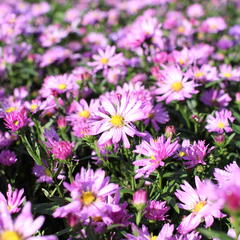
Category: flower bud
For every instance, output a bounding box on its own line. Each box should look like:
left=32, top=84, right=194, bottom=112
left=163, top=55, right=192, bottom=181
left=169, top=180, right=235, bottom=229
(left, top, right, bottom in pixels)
left=133, top=189, right=147, bottom=210
left=165, top=125, right=176, bottom=138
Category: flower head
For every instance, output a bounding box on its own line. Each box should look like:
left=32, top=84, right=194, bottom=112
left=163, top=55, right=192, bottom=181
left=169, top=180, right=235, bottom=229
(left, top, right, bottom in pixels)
left=133, top=135, right=179, bottom=178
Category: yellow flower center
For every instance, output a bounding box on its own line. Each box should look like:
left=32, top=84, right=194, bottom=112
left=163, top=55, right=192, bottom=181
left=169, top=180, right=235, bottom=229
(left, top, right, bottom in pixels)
left=217, top=122, right=225, bottom=129
left=100, top=57, right=109, bottom=65
left=150, top=237, right=157, bottom=240
left=58, top=83, right=67, bottom=90
left=193, top=201, right=206, bottom=212
left=179, top=151, right=186, bottom=157
left=110, top=115, right=124, bottom=127
left=223, top=72, right=232, bottom=78
left=81, top=191, right=96, bottom=206
left=30, top=104, right=38, bottom=111
left=177, top=26, right=185, bottom=33
left=179, top=58, right=185, bottom=65
left=79, top=110, right=90, bottom=119
left=148, top=113, right=154, bottom=119
left=151, top=155, right=156, bottom=160
left=92, top=216, right=103, bottom=222
left=0, top=231, right=21, bottom=240
left=171, top=82, right=183, bottom=92
left=194, top=72, right=204, bottom=78
left=5, top=107, right=17, bottom=113
left=13, top=120, right=19, bottom=126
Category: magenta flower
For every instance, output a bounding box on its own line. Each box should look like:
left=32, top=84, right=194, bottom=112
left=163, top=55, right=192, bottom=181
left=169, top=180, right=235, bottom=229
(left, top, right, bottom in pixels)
left=0, top=150, right=17, bottom=166
left=88, top=45, right=125, bottom=72
left=206, top=109, right=235, bottom=133
left=0, top=201, right=57, bottom=240
left=144, top=200, right=169, bottom=221
left=4, top=108, right=29, bottom=132
left=175, top=176, right=224, bottom=234
left=219, top=64, right=240, bottom=81
left=0, top=184, right=25, bottom=214
left=155, top=65, right=198, bottom=104
left=133, top=135, right=179, bottom=178
left=53, top=167, right=120, bottom=223
left=90, top=93, right=146, bottom=148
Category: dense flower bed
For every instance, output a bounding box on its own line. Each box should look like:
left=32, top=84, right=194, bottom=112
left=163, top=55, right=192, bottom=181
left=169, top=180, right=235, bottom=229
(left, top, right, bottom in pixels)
left=0, top=0, right=240, bottom=239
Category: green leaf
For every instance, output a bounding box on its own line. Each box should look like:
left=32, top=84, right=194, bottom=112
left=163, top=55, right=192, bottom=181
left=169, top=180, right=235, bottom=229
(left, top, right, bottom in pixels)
left=198, top=228, right=233, bottom=240
left=232, top=124, right=240, bottom=134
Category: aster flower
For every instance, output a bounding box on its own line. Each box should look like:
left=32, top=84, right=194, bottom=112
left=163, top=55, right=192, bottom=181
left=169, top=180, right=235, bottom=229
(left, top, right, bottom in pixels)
left=88, top=45, right=125, bottom=72
left=175, top=176, right=224, bottom=234
left=205, top=109, right=235, bottom=133
left=192, top=64, right=218, bottom=82
left=143, top=103, right=169, bottom=131
left=0, top=184, right=25, bottom=214
left=155, top=65, right=198, bottom=104
left=0, top=201, right=57, bottom=240
left=178, top=140, right=214, bottom=168
left=200, top=88, right=231, bottom=107
left=53, top=167, right=120, bottom=223
left=144, top=200, right=169, bottom=221
left=219, top=64, right=240, bottom=81
left=0, top=150, right=17, bottom=166
left=90, top=93, right=146, bottom=148
left=133, top=135, right=179, bottom=178
left=4, top=108, right=29, bottom=132
left=200, top=17, right=227, bottom=34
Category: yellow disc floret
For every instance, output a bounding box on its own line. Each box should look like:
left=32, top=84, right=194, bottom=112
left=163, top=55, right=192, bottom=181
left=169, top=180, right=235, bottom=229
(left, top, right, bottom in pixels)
left=171, top=82, right=183, bottom=92
left=217, top=122, right=225, bottom=129
left=193, top=201, right=206, bottom=213
left=79, top=110, right=90, bottom=119
left=58, top=83, right=67, bottom=90
left=0, top=231, right=21, bottom=240
left=100, top=58, right=109, bottom=65
left=150, top=236, right=158, bottom=240
left=81, top=191, right=96, bottom=206
left=110, top=115, right=124, bottom=127
left=5, top=107, right=17, bottom=113
left=223, top=73, right=232, bottom=78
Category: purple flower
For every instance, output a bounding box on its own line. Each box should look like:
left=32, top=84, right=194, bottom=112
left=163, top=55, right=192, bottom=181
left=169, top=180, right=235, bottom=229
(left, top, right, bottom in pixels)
left=144, top=200, right=169, bottom=221
left=0, top=150, right=17, bottom=166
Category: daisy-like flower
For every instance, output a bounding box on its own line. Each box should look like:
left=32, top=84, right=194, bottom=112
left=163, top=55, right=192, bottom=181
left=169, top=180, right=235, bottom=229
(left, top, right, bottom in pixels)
left=88, top=45, right=125, bottom=72
left=178, top=140, right=214, bottom=168
left=133, top=135, right=179, bottom=178
left=4, top=108, right=29, bottom=132
left=0, top=184, right=25, bottom=214
left=0, top=201, right=57, bottom=240
left=143, top=103, right=169, bottom=131
left=200, top=88, right=231, bottom=107
left=144, top=200, right=170, bottom=221
left=175, top=176, right=224, bottom=234
left=0, top=150, right=17, bottom=166
left=155, top=65, right=198, bottom=104
left=91, top=93, right=146, bottom=148
left=200, top=17, right=227, bottom=34
left=205, top=109, right=235, bottom=133
left=53, top=167, right=119, bottom=223
left=192, top=64, right=218, bottom=82
left=39, top=74, right=76, bottom=98
left=219, top=64, right=240, bottom=81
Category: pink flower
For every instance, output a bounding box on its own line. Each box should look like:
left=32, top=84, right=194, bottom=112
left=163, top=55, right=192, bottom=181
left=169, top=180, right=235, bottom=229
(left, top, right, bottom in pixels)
left=53, top=167, right=119, bottom=224
left=133, top=135, right=179, bottom=178
left=155, top=65, right=198, bottom=104
left=0, top=184, right=25, bottom=214
left=200, top=17, right=227, bottom=33
left=186, top=4, right=204, bottom=18
left=0, top=201, right=57, bottom=240
left=192, top=64, right=218, bottom=82
left=132, top=189, right=147, bottom=210
left=219, top=64, right=240, bottom=81
left=88, top=45, right=125, bottom=72
left=206, top=109, right=235, bottom=133
left=4, top=108, right=29, bottom=132
left=90, top=93, right=146, bottom=148
left=175, top=176, right=224, bottom=234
